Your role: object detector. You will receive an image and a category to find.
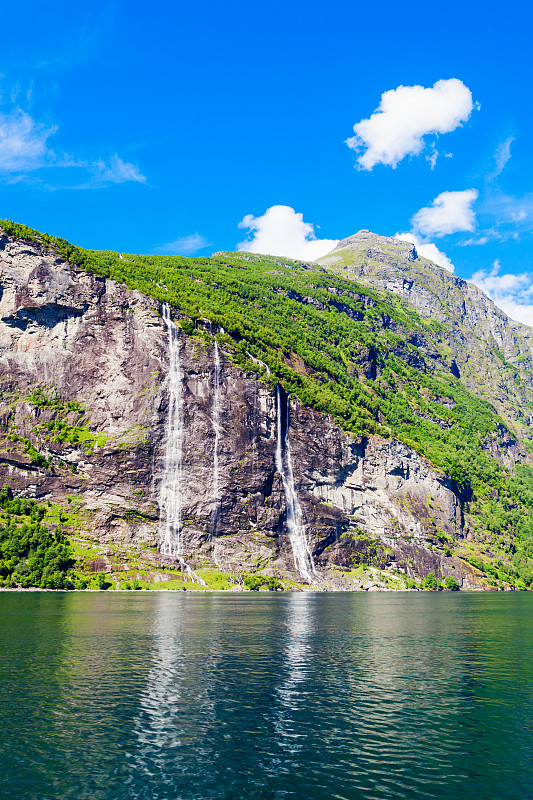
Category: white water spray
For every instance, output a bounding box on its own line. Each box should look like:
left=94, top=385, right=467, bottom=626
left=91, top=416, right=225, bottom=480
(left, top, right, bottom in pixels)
left=158, top=303, right=205, bottom=584
left=212, top=341, right=222, bottom=512
left=159, top=303, right=184, bottom=557
left=275, top=386, right=318, bottom=586
left=211, top=340, right=222, bottom=559
left=252, top=379, right=259, bottom=481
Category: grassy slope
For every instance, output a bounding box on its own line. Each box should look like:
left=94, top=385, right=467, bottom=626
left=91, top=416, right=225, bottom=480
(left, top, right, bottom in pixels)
left=2, top=219, right=533, bottom=588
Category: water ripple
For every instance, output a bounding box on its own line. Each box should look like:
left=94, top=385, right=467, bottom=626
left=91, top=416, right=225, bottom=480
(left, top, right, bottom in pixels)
left=1, top=592, right=533, bottom=800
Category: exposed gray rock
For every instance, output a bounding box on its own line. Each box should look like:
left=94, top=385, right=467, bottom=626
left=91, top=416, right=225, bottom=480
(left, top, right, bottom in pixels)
left=0, top=229, right=490, bottom=588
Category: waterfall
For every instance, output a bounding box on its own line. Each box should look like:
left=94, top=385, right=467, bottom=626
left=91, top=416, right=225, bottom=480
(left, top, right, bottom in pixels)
left=159, top=303, right=184, bottom=557
left=252, top=379, right=258, bottom=482
left=275, top=386, right=319, bottom=585
left=158, top=303, right=206, bottom=585
left=211, top=340, right=222, bottom=538
left=246, top=351, right=271, bottom=376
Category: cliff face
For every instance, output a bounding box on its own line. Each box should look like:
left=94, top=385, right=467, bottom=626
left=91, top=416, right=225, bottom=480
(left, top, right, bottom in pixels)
left=0, top=230, right=483, bottom=589
left=316, top=231, right=533, bottom=439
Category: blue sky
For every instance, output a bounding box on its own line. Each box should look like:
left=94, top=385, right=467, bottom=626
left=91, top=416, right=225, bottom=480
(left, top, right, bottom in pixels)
left=1, top=0, right=533, bottom=321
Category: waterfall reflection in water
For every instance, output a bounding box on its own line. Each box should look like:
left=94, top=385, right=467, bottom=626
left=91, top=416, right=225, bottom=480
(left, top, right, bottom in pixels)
left=272, top=593, right=315, bottom=756
left=130, top=594, right=220, bottom=793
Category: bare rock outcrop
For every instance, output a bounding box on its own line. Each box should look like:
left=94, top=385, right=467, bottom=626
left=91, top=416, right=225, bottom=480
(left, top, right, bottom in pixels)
left=0, top=230, right=482, bottom=587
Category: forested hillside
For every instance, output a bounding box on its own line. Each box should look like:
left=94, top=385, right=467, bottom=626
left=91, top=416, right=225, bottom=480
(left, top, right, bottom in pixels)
left=2, top=219, right=533, bottom=588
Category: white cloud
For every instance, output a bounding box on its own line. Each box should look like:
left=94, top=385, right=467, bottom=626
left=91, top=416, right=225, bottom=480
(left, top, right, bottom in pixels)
left=154, top=233, right=212, bottom=255
left=411, top=189, right=478, bottom=237
left=398, top=189, right=477, bottom=272
left=346, top=79, right=474, bottom=170
left=395, top=231, right=455, bottom=272
left=0, top=105, right=145, bottom=187
left=237, top=205, right=338, bottom=261
left=471, top=260, right=533, bottom=327
left=0, top=108, right=56, bottom=172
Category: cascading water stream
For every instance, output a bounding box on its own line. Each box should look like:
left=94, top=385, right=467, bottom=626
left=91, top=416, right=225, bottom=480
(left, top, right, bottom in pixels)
left=275, top=386, right=319, bottom=586
left=252, top=379, right=258, bottom=482
left=159, top=303, right=184, bottom=558
left=212, top=340, right=222, bottom=522
left=246, top=351, right=271, bottom=376
left=211, top=339, right=223, bottom=566
left=158, top=303, right=205, bottom=585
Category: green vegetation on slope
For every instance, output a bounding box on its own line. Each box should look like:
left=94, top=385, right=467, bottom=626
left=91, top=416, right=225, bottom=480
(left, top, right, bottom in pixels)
left=0, top=486, right=75, bottom=588
left=26, top=388, right=99, bottom=451
left=3, top=218, right=533, bottom=584
left=0, top=484, right=291, bottom=591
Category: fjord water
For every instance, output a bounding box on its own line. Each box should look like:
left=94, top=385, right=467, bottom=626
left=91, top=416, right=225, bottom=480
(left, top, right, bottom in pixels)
left=1, top=594, right=533, bottom=800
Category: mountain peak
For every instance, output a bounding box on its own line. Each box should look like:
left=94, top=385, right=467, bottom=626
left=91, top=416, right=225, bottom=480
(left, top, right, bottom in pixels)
left=318, top=229, right=419, bottom=268
left=314, top=225, right=533, bottom=429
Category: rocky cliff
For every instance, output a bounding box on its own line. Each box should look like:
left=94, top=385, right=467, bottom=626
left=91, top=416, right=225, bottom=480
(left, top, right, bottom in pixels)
left=2, top=222, right=531, bottom=591
left=0, top=228, right=490, bottom=590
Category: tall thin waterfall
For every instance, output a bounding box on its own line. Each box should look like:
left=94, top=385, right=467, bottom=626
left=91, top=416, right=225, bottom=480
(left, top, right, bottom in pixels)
left=158, top=304, right=205, bottom=584
left=159, top=303, right=185, bottom=557
left=251, top=379, right=258, bottom=481
left=212, top=340, right=222, bottom=532
left=275, top=386, right=319, bottom=585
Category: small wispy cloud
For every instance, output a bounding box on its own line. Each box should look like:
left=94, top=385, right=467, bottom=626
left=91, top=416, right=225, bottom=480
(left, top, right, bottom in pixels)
left=461, top=235, right=490, bottom=246
left=460, top=138, right=529, bottom=245
left=483, top=190, right=533, bottom=232
left=0, top=104, right=146, bottom=188
left=154, top=233, right=212, bottom=256
left=425, top=145, right=438, bottom=170
left=489, top=136, right=514, bottom=180
left=461, top=189, right=533, bottom=245
left=85, top=155, right=146, bottom=187
left=0, top=108, right=56, bottom=172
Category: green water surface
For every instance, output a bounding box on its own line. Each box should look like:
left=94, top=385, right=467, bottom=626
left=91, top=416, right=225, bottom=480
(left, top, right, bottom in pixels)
left=1, top=592, right=532, bottom=800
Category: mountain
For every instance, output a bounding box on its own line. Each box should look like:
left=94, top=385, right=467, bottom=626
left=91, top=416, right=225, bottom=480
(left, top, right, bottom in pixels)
left=317, top=230, right=533, bottom=442
left=1, top=219, right=532, bottom=592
